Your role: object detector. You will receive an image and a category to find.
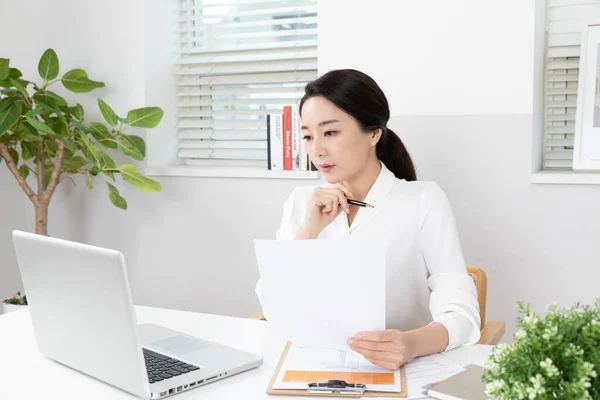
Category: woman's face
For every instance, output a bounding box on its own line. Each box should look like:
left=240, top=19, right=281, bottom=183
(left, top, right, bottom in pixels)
left=300, top=96, right=377, bottom=184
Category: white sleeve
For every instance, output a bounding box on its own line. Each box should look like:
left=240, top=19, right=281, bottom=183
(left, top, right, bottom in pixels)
left=419, top=182, right=481, bottom=351
left=255, top=189, right=301, bottom=318
left=275, top=188, right=301, bottom=240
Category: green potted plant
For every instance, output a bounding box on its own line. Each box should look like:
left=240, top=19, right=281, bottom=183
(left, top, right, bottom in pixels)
left=0, top=49, right=163, bottom=313
left=1, top=291, right=27, bottom=314
left=483, top=300, right=600, bottom=399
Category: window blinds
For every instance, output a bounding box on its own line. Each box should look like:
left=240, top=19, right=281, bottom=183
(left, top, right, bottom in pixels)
left=173, top=0, right=318, bottom=169
left=544, top=0, right=600, bottom=170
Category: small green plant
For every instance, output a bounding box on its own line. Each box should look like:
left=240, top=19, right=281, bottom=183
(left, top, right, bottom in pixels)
left=483, top=300, right=600, bottom=399
left=3, top=292, right=27, bottom=306
left=1, top=48, right=164, bottom=305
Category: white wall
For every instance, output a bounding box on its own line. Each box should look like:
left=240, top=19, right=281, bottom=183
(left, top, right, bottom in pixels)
left=2, top=0, right=599, bottom=341
left=318, top=0, right=536, bottom=116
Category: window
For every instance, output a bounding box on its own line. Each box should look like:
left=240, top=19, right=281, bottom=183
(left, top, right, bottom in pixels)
left=170, top=0, right=319, bottom=177
left=542, top=0, right=600, bottom=170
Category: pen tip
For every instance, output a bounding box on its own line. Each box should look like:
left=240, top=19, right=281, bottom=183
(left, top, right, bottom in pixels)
left=366, top=204, right=374, bottom=208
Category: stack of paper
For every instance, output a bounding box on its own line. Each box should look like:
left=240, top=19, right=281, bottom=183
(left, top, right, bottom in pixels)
left=254, top=235, right=387, bottom=349
left=254, top=235, right=466, bottom=398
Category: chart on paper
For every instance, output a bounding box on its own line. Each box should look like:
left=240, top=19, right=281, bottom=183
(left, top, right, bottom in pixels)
left=287, top=344, right=389, bottom=371
left=272, top=343, right=401, bottom=391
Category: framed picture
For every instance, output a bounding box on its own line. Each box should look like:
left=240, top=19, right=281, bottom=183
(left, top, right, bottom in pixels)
left=573, top=21, right=600, bottom=171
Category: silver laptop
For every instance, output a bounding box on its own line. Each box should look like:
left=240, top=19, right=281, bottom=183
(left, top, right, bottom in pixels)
left=12, top=230, right=263, bottom=399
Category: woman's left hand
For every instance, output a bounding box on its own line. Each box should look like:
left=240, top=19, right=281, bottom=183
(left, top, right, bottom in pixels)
left=347, top=330, right=415, bottom=370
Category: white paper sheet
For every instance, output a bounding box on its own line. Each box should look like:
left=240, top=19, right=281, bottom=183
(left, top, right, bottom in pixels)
left=272, top=342, right=401, bottom=393
left=401, top=354, right=465, bottom=399
left=254, top=235, right=386, bottom=349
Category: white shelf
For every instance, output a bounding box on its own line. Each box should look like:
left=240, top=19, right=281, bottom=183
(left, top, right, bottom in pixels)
left=530, top=170, right=600, bottom=185
left=144, top=166, right=321, bottom=179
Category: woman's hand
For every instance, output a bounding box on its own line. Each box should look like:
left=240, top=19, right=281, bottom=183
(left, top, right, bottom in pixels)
left=346, top=330, right=416, bottom=370
left=296, top=182, right=354, bottom=239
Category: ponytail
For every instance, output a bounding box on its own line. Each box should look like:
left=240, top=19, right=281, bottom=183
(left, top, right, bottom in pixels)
left=376, top=128, right=416, bottom=181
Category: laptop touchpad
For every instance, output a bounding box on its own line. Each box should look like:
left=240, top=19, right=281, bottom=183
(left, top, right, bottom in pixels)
left=150, top=335, right=211, bottom=355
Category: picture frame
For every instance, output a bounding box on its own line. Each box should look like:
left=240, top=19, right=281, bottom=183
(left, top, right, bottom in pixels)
left=573, top=21, right=600, bottom=171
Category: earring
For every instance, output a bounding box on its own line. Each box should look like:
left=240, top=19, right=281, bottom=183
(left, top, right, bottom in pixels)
left=371, top=142, right=376, bottom=146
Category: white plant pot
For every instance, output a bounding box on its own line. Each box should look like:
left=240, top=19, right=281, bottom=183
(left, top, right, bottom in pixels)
left=1, top=303, right=27, bottom=315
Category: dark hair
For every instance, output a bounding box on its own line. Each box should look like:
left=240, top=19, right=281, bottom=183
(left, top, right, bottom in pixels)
left=299, top=69, right=417, bottom=181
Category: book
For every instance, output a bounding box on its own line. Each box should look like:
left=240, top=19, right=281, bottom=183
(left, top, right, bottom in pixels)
left=267, top=114, right=271, bottom=170
left=268, top=114, right=283, bottom=171
left=425, top=365, right=486, bottom=400
left=291, top=104, right=300, bottom=170
left=283, top=105, right=292, bottom=170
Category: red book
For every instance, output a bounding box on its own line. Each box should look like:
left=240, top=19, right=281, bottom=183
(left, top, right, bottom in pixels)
left=283, top=106, right=292, bottom=170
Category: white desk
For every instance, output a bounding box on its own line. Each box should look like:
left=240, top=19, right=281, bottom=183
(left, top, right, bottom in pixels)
left=0, top=306, right=492, bottom=399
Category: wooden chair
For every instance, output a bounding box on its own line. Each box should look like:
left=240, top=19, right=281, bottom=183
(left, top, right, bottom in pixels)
left=249, top=265, right=505, bottom=345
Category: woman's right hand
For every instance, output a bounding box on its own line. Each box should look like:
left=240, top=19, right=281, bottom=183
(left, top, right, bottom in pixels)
left=296, top=182, right=354, bottom=240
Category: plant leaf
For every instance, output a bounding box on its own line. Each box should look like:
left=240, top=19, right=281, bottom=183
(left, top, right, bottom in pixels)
left=25, top=116, right=56, bottom=136
left=69, top=104, right=84, bottom=120
left=117, top=135, right=143, bottom=160
left=0, top=58, right=9, bottom=80
left=33, top=90, right=67, bottom=108
left=18, top=126, right=42, bottom=143
left=21, top=142, right=36, bottom=160
left=50, top=119, right=68, bottom=136
left=126, top=135, right=146, bottom=159
left=43, top=138, right=57, bottom=157
left=0, top=102, right=22, bottom=137
left=63, top=138, right=78, bottom=153
left=63, top=155, right=88, bottom=171
left=70, top=118, right=85, bottom=133
left=9, top=148, right=18, bottom=165
left=117, top=164, right=162, bottom=192
left=106, top=182, right=128, bottom=210
left=43, top=165, right=52, bottom=190
left=89, top=122, right=117, bottom=149
left=0, top=68, right=22, bottom=88
left=18, top=164, right=29, bottom=180
left=98, top=99, right=118, bottom=126
left=26, top=104, right=55, bottom=118
left=61, top=69, right=105, bottom=93
left=9, top=78, right=28, bottom=97
left=0, top=97, right=13, bottom=112
left=38, top=49, right=59, bottom=81
left=8, top=68, right=22, bottom=80
left=85, top=174, right=93, bottom=190
left=126, top=107, right=163, bottom=128
left=101, top=152, right=116, bottom=181
left=77, top=131, right=102, bottom=165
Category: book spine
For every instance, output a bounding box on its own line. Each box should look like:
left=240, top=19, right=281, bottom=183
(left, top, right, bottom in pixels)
left=270, top=114, right=283, bottom=171
left=266, top=115, right=271, bottom=170
left=291, top=104, right=300, bottom=171
left=283, top=106, right=292, bottom=170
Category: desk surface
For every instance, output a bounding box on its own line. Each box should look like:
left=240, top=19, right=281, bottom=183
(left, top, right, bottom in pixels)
left=0, top=306, right=493, bottom=399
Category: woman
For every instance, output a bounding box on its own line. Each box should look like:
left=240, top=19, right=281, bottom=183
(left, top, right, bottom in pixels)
left=256, top=69, right=480, bottom=370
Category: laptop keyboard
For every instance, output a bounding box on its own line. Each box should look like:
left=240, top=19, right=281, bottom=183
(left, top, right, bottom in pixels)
left=143, top=348, right=200, bottom=384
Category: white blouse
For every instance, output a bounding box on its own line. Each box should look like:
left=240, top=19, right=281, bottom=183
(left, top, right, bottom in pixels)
left=255, top=162, right=481, bottom=351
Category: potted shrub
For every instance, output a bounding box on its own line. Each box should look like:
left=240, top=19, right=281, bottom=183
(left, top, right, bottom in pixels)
left=0, top=49, right=163, bottom=311
left=483, top=300, right=600, bottom=399
left=1, top=291, right=27, bottom=314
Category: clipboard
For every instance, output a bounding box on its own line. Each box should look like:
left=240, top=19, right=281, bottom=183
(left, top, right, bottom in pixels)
left=266, top=342, right=408, bottom=397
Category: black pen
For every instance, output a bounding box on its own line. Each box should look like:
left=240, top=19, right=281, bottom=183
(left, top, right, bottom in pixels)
left=347, top=199, right=374, bottom=208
